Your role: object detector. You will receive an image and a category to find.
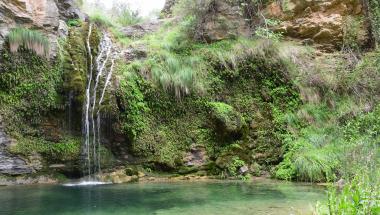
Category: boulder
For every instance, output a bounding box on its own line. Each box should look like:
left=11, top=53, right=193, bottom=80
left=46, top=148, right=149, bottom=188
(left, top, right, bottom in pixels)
left=124, top=44, right=147, bottom=63
left=0, top=152, right=33, bottom=175
left=239, top=165, right=249, bottom=174
left=97, top=169, right=138, bottom=184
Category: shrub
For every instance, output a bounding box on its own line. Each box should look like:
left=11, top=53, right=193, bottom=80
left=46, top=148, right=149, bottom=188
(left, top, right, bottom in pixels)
left=116, top=66, right=150, bottom=140
left=7, top=28, right=50, bottom=57
left=226, top=156, right=246, bottom=176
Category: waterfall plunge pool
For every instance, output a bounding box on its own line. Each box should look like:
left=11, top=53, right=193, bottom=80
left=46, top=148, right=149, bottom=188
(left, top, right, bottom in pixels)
left=0, top=179, right=326, bottom=215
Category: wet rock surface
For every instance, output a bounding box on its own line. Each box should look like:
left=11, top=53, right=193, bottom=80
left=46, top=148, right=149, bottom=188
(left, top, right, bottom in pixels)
left=183, top=145, right=208, bottom=167
left=0, top=121, right=33, bottom=175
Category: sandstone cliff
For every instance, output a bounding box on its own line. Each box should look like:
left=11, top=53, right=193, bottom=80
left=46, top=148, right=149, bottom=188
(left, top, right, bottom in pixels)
left=0, top=0, right=83, bottom=56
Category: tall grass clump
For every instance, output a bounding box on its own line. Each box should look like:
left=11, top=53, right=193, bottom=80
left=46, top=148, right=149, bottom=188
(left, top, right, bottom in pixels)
left=89, top=11, right=113, bottom=27
left=8, top=28, right=50, bottom=57
left=152, top=54, right=201, bottom=99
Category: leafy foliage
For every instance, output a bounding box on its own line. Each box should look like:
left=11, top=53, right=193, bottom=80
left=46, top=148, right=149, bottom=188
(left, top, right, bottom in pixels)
left=0, top=48, right=63, bottom=134
left=116, top=65, right=150, bottom=140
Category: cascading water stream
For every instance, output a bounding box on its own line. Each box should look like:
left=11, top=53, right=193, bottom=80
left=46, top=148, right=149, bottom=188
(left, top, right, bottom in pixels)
left=84, top=24, right=93, bottom=178
left=82, top=26, right=115, bottom=181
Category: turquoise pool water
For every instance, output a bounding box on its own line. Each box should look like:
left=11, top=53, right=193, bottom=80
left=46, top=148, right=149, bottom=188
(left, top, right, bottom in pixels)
left=0, top=179, right=326, bottom=215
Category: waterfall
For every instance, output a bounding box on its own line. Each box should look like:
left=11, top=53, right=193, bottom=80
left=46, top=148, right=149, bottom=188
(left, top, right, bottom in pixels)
left=82, top=26, right=115, bottom=180
left=84, top=24, right=93, bottom=178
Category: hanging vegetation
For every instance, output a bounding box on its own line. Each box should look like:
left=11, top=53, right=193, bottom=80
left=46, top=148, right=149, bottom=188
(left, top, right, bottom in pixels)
left=7, top=28, right=50, bottom=58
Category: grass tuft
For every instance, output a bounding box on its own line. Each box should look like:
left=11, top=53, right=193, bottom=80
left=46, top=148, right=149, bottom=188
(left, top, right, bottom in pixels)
left=8, top=28, right=50, bottom=57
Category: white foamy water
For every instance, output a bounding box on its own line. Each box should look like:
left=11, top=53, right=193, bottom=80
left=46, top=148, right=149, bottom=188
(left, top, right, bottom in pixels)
left=82, top=29, right=115, bottom=179
left=63, top=181, right=112, bottom=187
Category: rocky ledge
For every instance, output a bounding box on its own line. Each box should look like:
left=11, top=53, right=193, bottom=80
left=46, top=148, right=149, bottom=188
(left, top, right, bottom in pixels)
left=0, top=120, right=34, bottom=176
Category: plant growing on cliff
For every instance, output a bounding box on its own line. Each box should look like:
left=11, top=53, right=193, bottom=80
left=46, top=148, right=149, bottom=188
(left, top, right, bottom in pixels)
left=368, top=0, right=380, bottom=46
left=152, top=54, right=202, bottom=99
left=7, top=28, right=50, bottom=57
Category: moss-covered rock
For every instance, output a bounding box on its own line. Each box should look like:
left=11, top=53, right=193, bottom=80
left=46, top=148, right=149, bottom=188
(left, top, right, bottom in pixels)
left=208, top=102, right=246, bottom=139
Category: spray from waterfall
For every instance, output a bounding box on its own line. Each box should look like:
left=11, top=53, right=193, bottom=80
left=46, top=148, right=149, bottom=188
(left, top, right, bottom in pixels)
left=83, top=26, right=115, bottom=180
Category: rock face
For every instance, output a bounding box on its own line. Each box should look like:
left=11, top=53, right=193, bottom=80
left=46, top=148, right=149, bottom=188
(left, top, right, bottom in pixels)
left=183, top=145, right=208, bottom=167
left=0, top=120, right=33, bottom=175
left=0, top=0, right=83, bottom=56
left=266, top=0, right=366, bottom=50
left=55, top=0, right=85, bottom=20
left=161, top=0, right=177, bottom=17
left=121, top=20, right=164, bottom=39
left=195, top=0, right=250, bottom=42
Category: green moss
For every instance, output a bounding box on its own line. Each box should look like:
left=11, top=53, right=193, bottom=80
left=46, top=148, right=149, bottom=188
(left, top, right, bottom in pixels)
left=0, top=46, right=63, bottom=135
left=116, top=66, right=150, bottom=140
left=62, top=24, right=101, bottom=104
left=9, top=137, right=81, bottom=162
left=208, top=102, right=246, bottom=139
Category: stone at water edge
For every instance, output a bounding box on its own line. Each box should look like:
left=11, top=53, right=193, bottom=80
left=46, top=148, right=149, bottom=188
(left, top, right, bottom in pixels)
left=97, top=169, right=139, bottom=184
left=239, top=165, right=249, bottom=175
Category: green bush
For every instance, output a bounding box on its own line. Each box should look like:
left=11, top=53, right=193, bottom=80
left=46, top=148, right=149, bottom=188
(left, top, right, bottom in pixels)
left=226, top=156, right=245, bottom=176
left=342, top=16, right=364, bottom=51
left=114, top=5, right=142, bottom=26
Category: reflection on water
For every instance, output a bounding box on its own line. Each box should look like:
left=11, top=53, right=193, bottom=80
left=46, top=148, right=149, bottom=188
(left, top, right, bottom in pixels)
left=0, top=179, right=326, bottom=215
